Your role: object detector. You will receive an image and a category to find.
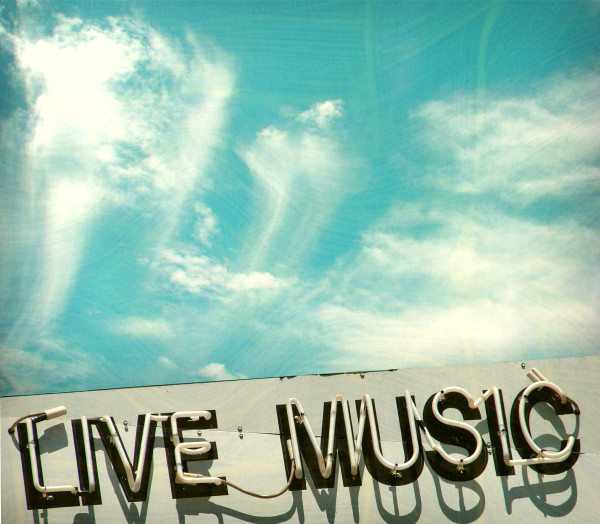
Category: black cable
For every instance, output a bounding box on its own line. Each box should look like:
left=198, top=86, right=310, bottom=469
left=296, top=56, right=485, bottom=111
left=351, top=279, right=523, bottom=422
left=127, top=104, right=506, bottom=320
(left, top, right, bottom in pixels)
left=7, top=412, right=44, bottom=435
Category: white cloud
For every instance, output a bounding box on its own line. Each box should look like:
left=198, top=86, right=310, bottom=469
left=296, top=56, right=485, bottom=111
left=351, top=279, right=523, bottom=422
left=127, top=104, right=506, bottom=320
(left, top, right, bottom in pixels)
left=143, top=49, right=234, bottom=197
left=18, top=17, right=140, bottom=167
left=162, top=248, right=291, bottom=295
left=0, top=340, right=99, bottom=395
left=319, top=297, right=597, bottom=371
left=13, top=14, right=235, bottom=212
left=3, top=13, right=235, bottom=350
left=297, top=99, right=343, bottom=128
left=415, top=72, right=600, bottom=200
left=111, top=317, right=174, bottom=339
left=15, top=16, right=234, bottom=202
left=158, top=356, right=177, bottom=369
left=310, top=72, right=600, bottom=372
left=35, top=179, right=104, bottom=326
left=240, top=100, right=358, bottom=268
left=315, top=204, right=600, bottom=370
left=197, top=362, right=245, bottom=381
left=360, top=210, right=593, bottom=300
left=194, top=203, right=218, bottom=247
left=227, top=271, right=290, bottom=291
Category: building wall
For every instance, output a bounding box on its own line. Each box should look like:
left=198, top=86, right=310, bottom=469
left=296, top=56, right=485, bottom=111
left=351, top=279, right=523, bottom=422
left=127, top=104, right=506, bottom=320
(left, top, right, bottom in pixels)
left=2, top=355, right=596, bottom=523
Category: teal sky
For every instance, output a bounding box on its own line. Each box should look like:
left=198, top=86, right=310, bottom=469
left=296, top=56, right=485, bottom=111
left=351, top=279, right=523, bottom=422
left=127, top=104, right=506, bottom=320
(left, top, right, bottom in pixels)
left=1, top=1, right=599, bottom=395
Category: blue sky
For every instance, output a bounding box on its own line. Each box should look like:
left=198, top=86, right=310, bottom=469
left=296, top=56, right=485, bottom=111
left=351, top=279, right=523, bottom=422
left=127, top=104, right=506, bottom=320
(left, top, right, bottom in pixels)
left=1, top=1, right=598, bottom=395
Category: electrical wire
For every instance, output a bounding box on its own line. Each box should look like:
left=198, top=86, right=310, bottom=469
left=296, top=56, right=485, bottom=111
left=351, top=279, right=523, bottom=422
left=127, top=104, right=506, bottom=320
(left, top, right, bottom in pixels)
left=222, top=460, right=296, bottom=499
left=8, top=412, right=45, bottom=435
left=183, top=459, right=296, bottom=499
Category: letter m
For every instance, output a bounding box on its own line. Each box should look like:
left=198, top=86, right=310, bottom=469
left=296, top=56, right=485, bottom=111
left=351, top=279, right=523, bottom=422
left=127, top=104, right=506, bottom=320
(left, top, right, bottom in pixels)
left=276, top=398, right=362, bottom=490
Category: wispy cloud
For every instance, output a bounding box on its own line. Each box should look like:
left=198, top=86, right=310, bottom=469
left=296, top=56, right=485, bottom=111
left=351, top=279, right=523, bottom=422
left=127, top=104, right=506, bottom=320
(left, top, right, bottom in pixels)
left=310, top=71, right=600, bottom=371
left=8, top=12, right=235, bottom=320
left=415, top=72, right=600, bottom=201
left=1, top=9, right=235, bottom=391
left=240, top=100, right=358, bottom=268
left=0, top=340, right=101, bottom=395
left=2, top=3, right=597, bottom=396
left=111, top=317, right=174, bottom=340
left=143, top=100, right=353, bottom=380
left=315, top=204, right=599, bottom=370
left=34, top=180, right=104, bottom=328
left=194, top=203, right=218, bottom=247
left=158, top=356, right=177, bottom=370
left=156, top=75, right=599, bottom=377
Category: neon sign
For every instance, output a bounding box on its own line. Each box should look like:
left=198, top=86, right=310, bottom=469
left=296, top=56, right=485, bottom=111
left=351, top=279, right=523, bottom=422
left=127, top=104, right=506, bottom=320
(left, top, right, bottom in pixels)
left=8, top=368, right=580, bottom=510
